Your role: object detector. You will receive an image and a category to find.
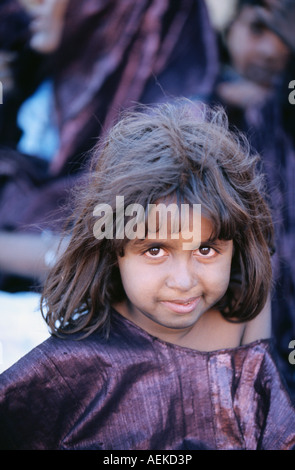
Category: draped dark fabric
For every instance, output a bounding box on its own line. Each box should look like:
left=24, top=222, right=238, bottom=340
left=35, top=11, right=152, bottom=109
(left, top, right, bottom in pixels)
left=50, top=0, right=219, bottom=175
left=1, top=310, right=295, bottom=450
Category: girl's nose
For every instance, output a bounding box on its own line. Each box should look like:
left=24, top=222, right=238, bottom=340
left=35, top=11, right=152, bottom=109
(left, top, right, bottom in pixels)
left=165, top=259, right=197, bottom=292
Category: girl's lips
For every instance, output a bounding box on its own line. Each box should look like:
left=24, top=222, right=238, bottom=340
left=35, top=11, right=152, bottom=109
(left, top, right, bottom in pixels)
left=161, top=297, right=201, bottom=314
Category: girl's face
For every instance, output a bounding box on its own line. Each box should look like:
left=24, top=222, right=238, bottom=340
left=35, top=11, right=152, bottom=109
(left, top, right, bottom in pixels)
left=116, top=210, right=233, bottom=344
left=227, top=6, right=290, bottom=87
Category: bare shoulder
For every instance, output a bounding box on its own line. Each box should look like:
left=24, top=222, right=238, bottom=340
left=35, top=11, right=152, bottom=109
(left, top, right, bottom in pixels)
left=195, top=298, right=271, bottom=352
left=193, top=309, right=245, bottom=351
left=241, top=296, right=272, bottom=345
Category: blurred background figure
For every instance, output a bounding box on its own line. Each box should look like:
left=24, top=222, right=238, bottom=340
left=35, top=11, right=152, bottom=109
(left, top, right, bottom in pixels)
left=209, top=0, right=295, bottom=399
left=243, top=0, right=295, bottom=400
left=0, top=0, right=219, bottom=291
left=212, top=0, right=292, bottom=119
left=0, top=0, right=33, bottom=147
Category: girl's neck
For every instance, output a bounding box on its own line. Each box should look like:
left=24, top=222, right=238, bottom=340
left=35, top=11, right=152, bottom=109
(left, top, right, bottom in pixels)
left=113, top=300, right=245, bottom=352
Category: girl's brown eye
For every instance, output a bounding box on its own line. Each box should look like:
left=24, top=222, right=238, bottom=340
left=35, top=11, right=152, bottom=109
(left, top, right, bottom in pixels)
left=199, top=247, right=211, bottom=256
left=196, top=246, right=216, bottom=258
left=144, top=246, right=165, bottom=258
left=148, top=247, right=161, bottom=256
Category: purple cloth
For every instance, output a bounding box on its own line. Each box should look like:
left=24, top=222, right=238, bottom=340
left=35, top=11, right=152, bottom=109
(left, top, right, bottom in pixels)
left=1, top=310, right=295, bottom=450
left=51, top=0, right=219, bottom=174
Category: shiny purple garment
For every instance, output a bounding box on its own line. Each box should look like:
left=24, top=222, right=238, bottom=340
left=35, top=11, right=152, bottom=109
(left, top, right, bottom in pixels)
left=1, top=310, right=295, bottom=450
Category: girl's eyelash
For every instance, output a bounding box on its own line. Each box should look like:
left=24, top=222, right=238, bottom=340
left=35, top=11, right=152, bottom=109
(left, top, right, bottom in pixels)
left=141, top=244, right=164, bottom=255
left=140, top=242, right=221, bottom=256
left=198, top=243, right=220, bottom=253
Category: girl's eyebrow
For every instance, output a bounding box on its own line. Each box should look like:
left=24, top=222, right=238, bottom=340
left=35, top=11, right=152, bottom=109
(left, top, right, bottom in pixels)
left=131, top=235, right=224, bottom=248
left=132, top=238, right=171, bottom=248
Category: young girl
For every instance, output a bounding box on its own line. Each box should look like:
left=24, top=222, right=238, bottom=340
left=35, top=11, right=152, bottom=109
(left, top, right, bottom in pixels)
left=1, top=99, right=295, bottom=450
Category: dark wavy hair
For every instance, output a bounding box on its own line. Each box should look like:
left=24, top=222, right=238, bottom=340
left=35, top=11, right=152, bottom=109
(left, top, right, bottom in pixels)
left=41, top=99, right=274, bottom=337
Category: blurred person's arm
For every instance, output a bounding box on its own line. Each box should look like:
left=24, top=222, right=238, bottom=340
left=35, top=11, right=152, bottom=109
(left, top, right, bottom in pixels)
left=0, top=231, right=68, bottom=282
left=216, top=79, right=272, bottom=109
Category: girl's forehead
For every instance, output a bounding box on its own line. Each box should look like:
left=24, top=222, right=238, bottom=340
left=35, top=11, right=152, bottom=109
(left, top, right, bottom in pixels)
left=146, top=203, right=212, bottom=233
left=127, top=201, right=216, bottom=251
